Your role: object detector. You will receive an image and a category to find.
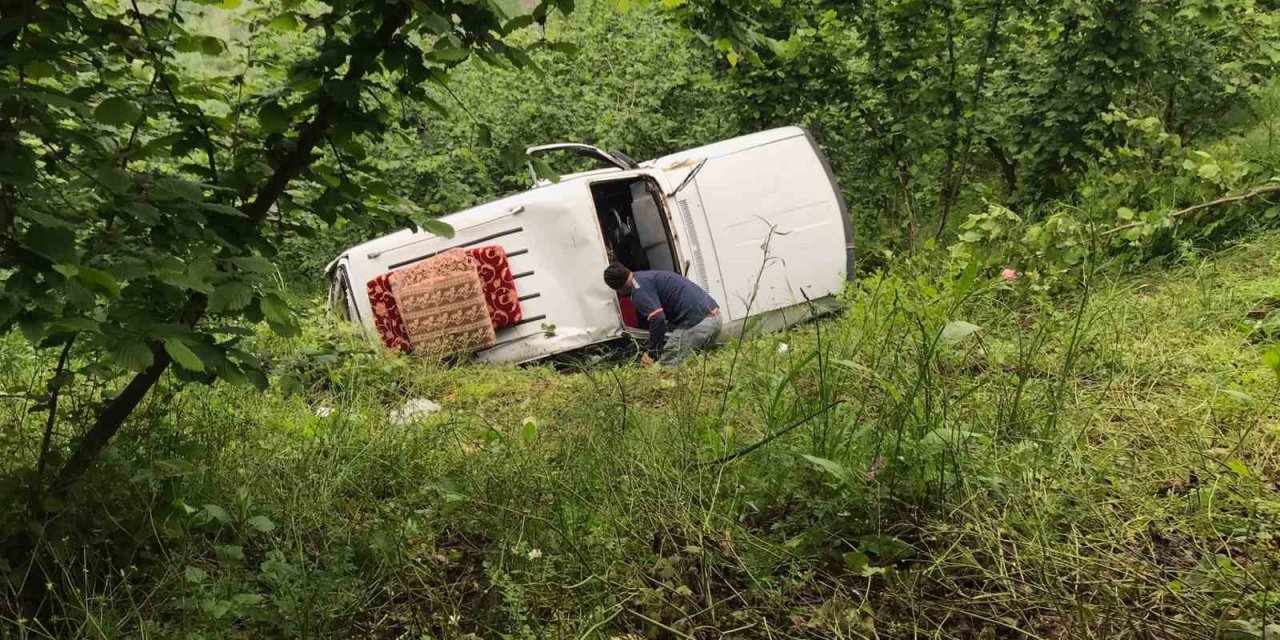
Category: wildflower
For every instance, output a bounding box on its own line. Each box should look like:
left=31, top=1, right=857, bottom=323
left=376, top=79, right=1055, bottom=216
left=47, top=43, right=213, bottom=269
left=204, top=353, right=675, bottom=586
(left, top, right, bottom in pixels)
left=778, top=342, right=790, bottom=354
left=315, top=406, right=334, bottom=418
left=526, top=548, right=543, bottom=560
left=862, top=457, right=885, bottom=482
left=1001, top=268, right=1021, bottom=282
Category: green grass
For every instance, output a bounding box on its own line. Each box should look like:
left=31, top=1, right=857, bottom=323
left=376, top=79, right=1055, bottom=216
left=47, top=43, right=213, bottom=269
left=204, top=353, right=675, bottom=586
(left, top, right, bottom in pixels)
left=5, top=234, right=1280, bottom=639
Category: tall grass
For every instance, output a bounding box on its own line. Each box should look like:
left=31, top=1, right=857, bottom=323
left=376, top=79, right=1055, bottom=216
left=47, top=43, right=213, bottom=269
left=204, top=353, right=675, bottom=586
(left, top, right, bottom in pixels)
left=4, top=234, right=1280, bottom=638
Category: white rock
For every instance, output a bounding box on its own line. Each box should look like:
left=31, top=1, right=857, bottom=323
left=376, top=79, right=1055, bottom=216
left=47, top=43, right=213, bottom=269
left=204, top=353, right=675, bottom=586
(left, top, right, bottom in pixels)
left=777, top=342, right=790, bottom=354
left=390, top=398, right=442, bottom=426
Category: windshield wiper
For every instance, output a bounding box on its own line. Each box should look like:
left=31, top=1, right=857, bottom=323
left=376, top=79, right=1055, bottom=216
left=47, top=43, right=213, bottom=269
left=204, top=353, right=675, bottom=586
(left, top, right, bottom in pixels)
left=667, top=159, right=707, bottom=198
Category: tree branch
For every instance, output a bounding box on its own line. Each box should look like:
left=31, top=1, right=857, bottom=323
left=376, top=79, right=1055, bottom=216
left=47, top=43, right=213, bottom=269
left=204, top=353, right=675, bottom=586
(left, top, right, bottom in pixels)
left=128, top=0, right=220, bottom=181
left=242, top=1, right=410, bottom=225
left=1103, top=185, right=1280, bottom=237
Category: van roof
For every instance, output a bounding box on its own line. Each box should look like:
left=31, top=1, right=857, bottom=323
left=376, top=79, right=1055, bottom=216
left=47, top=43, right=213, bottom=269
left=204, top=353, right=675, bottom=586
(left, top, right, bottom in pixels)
left=324, top=126, right=809, bottom=276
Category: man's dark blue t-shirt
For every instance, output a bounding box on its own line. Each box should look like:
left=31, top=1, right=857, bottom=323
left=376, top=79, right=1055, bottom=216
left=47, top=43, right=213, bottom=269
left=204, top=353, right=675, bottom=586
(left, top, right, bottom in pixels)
left=628, top=271, right=719, bottom=358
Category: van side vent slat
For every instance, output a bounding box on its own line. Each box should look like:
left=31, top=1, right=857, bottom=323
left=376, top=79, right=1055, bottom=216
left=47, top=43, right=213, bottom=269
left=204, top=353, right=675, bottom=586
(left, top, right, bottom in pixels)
left=385, top=227, right=524, bottom=270
left=677, top=198, right=710, bottom=291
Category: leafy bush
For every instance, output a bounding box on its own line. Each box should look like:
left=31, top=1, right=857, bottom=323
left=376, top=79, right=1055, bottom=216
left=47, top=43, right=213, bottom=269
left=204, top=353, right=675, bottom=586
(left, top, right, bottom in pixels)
left=951, top=85, right=1280, bottom=286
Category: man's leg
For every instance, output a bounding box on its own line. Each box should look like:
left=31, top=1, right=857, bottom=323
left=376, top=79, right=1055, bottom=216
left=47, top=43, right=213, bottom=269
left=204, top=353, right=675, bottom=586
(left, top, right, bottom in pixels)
left=659, top=317, right=721, bottom=368
left=658, top=328, right=689, bottom=368
left=689, top=316, right=722, bottom=349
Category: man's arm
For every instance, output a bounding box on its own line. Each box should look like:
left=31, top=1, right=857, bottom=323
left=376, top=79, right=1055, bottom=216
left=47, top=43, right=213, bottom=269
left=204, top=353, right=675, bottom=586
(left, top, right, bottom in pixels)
left=646, top=308, right=668, bottom=361
left=631, top=285, right=667, bottom=362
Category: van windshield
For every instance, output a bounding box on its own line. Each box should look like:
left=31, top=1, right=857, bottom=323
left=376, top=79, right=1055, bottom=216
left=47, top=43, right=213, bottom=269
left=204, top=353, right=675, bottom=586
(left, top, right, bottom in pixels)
left=533, top=148, right=625, bottom=178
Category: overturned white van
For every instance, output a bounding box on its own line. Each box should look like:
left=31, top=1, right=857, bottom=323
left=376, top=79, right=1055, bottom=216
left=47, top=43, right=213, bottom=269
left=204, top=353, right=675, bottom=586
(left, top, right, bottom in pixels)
left=325, top=126, right=854, bottom=364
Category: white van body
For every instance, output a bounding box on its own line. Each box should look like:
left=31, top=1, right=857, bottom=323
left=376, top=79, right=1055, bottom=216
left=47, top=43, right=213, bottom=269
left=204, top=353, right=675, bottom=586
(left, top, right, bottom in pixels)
left=325, top=126, right=854, bottom=364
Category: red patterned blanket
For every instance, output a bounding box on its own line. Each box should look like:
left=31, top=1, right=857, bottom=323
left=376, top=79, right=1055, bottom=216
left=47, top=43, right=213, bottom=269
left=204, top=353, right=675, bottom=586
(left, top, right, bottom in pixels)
left=367, top=245, right=524, bottom=355
left=466, top=245, right=523, bottom=330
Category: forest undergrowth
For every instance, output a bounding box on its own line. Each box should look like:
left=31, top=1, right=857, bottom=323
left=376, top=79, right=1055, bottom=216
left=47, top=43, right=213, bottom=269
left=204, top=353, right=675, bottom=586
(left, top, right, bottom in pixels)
left=5, top=231, right=1280, bottom=639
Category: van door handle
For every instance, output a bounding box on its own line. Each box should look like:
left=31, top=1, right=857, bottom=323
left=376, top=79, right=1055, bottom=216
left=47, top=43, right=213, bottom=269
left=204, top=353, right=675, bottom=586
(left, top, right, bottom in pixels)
left=684, top=260, right=692, bottom=276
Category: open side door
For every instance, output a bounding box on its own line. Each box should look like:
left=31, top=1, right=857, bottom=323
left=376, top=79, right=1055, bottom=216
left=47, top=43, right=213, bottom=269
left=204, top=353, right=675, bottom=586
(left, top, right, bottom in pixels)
left=527, top=143, right=638, bottom=184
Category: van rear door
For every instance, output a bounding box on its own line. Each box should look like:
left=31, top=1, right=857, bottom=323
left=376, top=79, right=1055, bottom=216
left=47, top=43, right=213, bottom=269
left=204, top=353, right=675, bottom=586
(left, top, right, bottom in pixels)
left=660, top=128, right=851, bottom=322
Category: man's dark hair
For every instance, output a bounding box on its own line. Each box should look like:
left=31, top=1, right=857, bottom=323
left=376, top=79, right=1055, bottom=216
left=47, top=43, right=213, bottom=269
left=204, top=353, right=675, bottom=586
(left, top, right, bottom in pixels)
left=603, top=262, right=631, bottom=290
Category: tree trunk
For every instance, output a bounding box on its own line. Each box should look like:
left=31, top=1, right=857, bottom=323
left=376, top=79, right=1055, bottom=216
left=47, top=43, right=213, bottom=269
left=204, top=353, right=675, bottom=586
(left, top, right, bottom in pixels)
left=936, top=0, right=962, bottom=231
left=986, top=136, right=1017, bottom=196
left=936, top=0, right=1006, bottom=240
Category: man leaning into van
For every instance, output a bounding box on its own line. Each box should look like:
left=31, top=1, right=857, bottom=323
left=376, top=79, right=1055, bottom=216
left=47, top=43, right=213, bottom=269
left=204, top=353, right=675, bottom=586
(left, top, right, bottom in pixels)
left=603, top=263, right=722, bottom=368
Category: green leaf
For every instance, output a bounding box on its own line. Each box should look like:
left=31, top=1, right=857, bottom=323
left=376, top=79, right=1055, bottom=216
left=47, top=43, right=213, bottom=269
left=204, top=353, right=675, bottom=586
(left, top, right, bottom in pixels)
left=231, top=256, right=274, bottom=274
left=858, top=534, right=915, bottom=561
left=202, top=503, right=230, bottom=524
left=1225, top=459, right=1249, bottom=478
left=1220, top=389, right=1253, bottom=404
left=421, top=12, right=453, bottom=34
left=209, top=283, right=254, bottom=313
left=503, top=14, right=535, bottom=32
left=504, top=47, right=540, bottom=74
left=267, top=12, right=299, bottom=31
left=278, top=373, right=304, bottom=396
left=430, top=47, right=471, bottom=63
left=842, top=550, right=870, bottom=573
left=531, top=157, right=560, bottom=183
left=175, top=35, right=204, bottom=53
left=800, top=454, right=858, bottom=488
left=200, top=202, right=247, bottom=218
left=154, top=177, right=204, bottom=202
left=77, top=267, right=121, bottom=297
left=184, top=565, right=207, bottom=583
left=0, top=138, right=37, bottom=185
left=20, top=225, right=77, bottom=263
left=110, top=339, right=154, bottom=372
left=200, top=36, right=226, bottom=56
left=231, top=593, right=263, bottom=606
left=420, top=218, right=455, bottom=238
left=246, top=515, right=275, bottom=533
left=165, top=338, right=206, bottom=372
left=260, top=293, right=291, bottom=325
left=123, top=202, right=160, bottom=224
left=919, top=427, right=984, bottom=451
left=521, top=417, right=537, bottom=446
left=94, top=97, right=142, bottom=126
left=1263, top=344, right=1280, bottom=380
left=95, top=167, right=131, bottom=194
left=52, top=316, right=100, bottom=334
left=215, top=545, right=245, bottom=562
left=420, top=96, right=449, bottom=117
left=23, top=60, right=56, bottom=80
left=940, top=320, right=981, bottom=346
left=258, top=102, right=289, bottom=134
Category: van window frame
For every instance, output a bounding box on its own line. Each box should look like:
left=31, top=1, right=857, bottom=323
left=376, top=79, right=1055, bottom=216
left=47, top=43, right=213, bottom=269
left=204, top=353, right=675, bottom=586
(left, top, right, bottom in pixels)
left=589, top=174, right=684, bottom=278
left=332, top=264, right=363, bottom=324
